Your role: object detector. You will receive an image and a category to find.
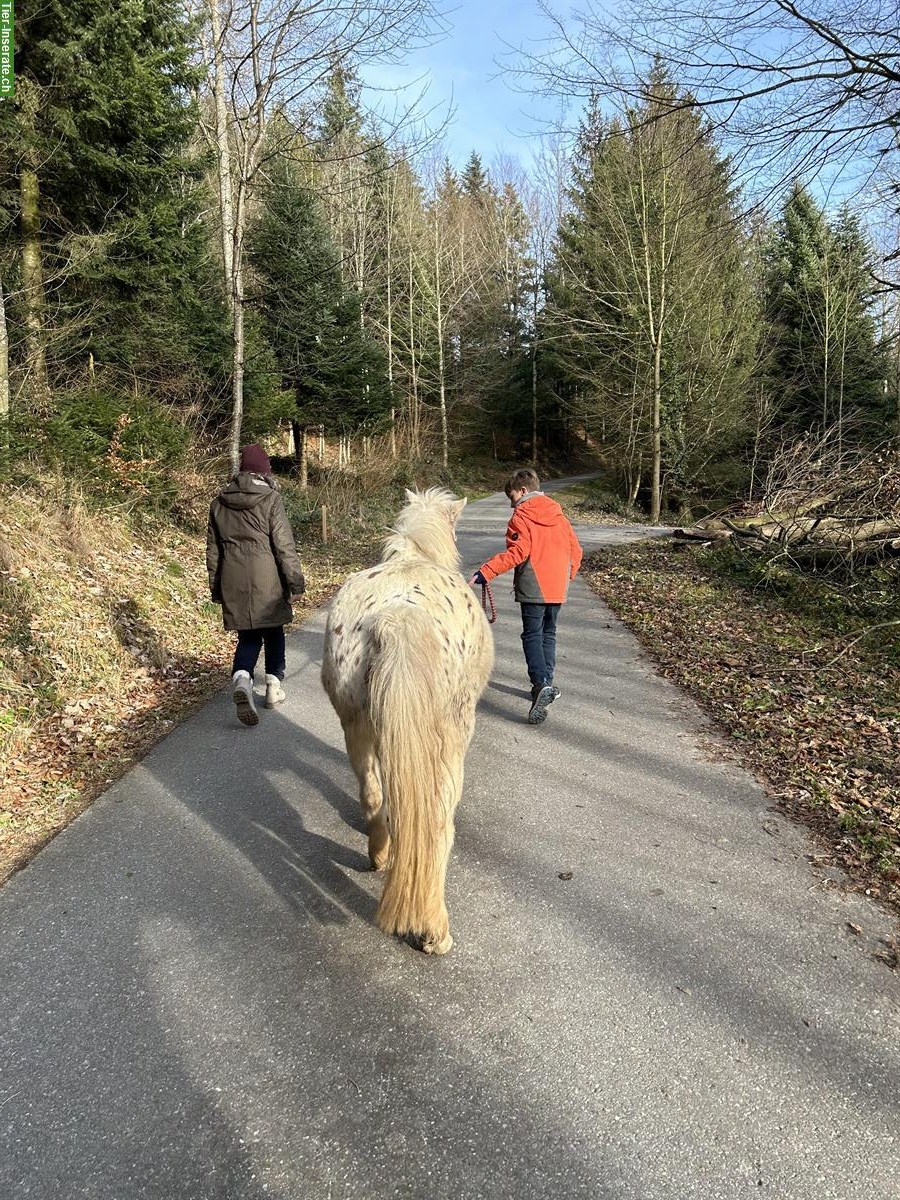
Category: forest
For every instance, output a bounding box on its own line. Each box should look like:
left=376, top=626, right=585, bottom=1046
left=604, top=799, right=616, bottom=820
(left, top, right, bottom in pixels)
left=2, top=1, right=897, bottom=521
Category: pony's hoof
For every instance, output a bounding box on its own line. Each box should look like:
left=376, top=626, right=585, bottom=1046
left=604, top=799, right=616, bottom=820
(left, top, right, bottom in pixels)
left=368, top=832, right=390, bottom=871
left=369, top=849, right=389, bottom=871
left=419, top=931, right=453, bottom=956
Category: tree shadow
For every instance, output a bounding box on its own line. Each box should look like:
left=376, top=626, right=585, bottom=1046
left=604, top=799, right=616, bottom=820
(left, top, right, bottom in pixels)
left=0, top=664, right=637, bottom=1198
left=109, top=594, right=175, bottom=670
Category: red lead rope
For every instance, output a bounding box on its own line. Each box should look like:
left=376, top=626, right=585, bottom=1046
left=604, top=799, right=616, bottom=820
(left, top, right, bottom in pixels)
left=481, top=580, right=497, bottom=624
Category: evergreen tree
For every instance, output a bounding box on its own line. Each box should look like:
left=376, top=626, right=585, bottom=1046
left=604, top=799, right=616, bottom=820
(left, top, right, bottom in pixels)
left=249, top=154, right=390, bottom=436
left=438, top=162, right=461, bottom=205
left=317, top=59, right=364, bottom=149
left=765, top=183, right=888, bottom=438
left=544, top=63, right=757, bottom=512
left=0, top=0, right=228, bottom=408
left=459, top=179, right=534, bottom=447
left=461, top=152, right=489, bottom=204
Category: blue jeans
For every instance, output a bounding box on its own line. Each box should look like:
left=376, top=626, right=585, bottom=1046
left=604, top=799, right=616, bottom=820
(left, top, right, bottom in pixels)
left=520, top=603, right=560, bottom=688
left=232, top=627, right=286, bottom=680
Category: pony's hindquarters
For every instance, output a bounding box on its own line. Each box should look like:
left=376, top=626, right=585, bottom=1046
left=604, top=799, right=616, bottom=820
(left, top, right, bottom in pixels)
left=368, top=602, right=472, bottom=954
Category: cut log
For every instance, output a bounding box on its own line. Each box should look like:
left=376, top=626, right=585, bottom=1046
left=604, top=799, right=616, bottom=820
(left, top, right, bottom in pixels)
left=673, top=526, right=731, bottom=542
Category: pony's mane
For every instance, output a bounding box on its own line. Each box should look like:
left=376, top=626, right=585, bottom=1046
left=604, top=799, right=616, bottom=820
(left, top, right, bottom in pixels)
left=382, top=487, right=462, bottom=570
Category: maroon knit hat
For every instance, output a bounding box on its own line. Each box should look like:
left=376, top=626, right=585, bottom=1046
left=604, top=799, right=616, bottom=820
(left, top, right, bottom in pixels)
left=239, top=443, right=271, bottom=474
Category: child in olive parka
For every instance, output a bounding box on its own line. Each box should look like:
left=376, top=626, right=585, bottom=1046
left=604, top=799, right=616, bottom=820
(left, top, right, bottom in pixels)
left=207, top=444, right=305, bottom=726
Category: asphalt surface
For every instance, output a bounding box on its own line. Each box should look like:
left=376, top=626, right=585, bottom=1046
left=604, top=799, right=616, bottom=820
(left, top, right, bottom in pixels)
left=1, top=479, right=898, bottom=1200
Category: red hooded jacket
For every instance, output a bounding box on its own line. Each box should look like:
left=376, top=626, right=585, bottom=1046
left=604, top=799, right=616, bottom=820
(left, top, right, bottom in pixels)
left=479, top=492, right=583, bottom=604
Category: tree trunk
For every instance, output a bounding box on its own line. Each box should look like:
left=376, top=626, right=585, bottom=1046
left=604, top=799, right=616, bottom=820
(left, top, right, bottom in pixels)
left=208, top=0, right=235, bottom=312
left=438, top=337, right=448, bottom=469
left=19, top=82, right=51, bottom=413
left=386, top=246, right=397, bottom=460
left=229, top=257, right=245, bottom=474
left=651, top=331, right=662, bottom=523
left=629, top=469, right=642, bottom=505
left=408, top=245, right=420, bottom=459
left=292, top=420, right=308, bottom=489
left=434, top=231, right=448, bottom=470
left=208, top=0, right=244, bottom=474
left=531, top=279, right=539, bottom=465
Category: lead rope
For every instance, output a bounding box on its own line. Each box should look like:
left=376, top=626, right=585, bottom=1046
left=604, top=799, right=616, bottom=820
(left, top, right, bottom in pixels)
left=481, top=580, right=497, bottom=624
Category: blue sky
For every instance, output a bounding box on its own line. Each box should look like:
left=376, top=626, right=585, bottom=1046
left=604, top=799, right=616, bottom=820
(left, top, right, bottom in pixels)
left=357, top=2, right=883, bottom=221
left=360, top=1, right=573, bottom=173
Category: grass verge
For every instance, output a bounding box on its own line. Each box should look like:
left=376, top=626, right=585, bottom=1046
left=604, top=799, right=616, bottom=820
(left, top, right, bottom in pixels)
left=0, top=479, right=386, bottom=884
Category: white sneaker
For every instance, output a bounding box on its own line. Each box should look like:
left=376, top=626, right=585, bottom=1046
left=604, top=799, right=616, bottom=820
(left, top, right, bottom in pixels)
left=232, top=670, right=258, bottom=726
left=265, top=674, right=286, bottom=709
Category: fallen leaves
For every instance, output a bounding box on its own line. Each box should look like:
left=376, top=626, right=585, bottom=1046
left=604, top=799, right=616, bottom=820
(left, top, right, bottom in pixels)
left=584, top=541, right=900, bottom=914
left=874, top=936, right=899, bottom=970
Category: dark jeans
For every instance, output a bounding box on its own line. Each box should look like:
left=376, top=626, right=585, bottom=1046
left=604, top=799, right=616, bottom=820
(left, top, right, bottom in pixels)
left=232, top=627, right=286, bottom=680
left=520, top=603, right=561, bottom=688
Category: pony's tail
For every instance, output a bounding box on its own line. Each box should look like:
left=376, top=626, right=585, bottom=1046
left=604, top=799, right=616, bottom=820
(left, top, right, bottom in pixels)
left=367, top=603, right=454, bottom=945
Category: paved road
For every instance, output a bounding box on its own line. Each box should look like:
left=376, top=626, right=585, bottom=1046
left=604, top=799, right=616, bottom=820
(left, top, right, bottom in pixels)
left=1, top=483, right=898, bottom=1200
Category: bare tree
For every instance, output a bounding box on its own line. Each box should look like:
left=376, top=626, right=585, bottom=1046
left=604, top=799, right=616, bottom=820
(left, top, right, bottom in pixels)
left=523, top=1, right=900, bottom=211
left=523, top=137, right=569, bottom=463
left=677, top=426, right=900, bottom=570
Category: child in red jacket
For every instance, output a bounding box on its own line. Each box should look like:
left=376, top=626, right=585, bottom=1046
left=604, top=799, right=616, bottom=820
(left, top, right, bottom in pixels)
left=470, top=468, right=583, bottom=724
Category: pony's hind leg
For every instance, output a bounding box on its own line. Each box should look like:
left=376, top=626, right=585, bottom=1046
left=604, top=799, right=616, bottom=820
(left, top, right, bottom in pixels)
left=410, top=746, right=466, bottom=956
left=343, top=716, right=390, bottom=870
left=412, top=808, right=456, bottom=955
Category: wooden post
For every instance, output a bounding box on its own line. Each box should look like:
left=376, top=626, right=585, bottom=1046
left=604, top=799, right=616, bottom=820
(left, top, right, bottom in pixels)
left=321, top=504, right=328, bottom=544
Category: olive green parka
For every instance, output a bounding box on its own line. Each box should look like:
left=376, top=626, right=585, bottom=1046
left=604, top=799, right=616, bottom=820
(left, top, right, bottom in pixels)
left=207, top=472, right=305, bottom=630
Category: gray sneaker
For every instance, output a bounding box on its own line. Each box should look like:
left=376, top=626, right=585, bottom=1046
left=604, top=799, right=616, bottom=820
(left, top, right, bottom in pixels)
left=527, top=684, right=555, bottom=725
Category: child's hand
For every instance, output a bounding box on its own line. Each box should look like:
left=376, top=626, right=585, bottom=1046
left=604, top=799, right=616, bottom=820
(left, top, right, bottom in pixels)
left=469, top=570, right=487, bottom=587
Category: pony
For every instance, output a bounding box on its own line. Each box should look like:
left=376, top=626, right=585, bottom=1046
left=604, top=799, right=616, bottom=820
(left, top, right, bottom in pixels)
left=321, top=488, right=494, bottom=954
